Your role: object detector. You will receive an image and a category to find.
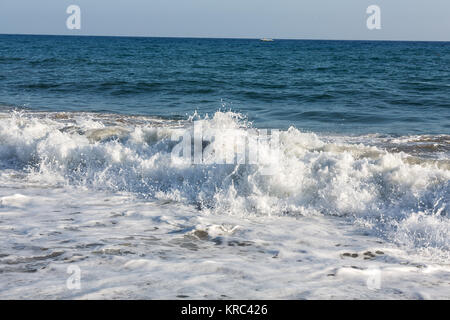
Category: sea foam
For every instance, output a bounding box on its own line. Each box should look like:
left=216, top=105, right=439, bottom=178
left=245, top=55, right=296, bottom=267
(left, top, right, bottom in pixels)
left=0, top=110, right=448, bottom=253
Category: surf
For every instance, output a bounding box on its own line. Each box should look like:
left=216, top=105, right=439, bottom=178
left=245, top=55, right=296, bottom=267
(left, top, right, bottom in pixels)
left=0, top=109, right=448, bottom=254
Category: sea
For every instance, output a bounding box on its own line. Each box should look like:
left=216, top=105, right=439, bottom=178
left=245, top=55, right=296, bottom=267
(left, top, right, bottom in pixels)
left=0, top=34, right=449, bottom=299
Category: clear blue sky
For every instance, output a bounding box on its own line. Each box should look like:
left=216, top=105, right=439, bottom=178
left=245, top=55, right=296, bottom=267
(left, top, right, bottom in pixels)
left=0, top=0, right=449, bottom=41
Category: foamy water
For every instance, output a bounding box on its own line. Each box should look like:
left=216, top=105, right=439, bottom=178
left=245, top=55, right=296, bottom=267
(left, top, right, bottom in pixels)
left=0, top=110, right=449, bottom=299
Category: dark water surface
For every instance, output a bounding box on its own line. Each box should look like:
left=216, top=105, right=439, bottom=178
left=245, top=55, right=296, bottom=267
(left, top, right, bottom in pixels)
left=0, top=34, right=449, bottom=134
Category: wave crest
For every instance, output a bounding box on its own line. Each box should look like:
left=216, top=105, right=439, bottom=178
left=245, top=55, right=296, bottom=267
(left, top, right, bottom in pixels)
left=0, top=110, right=449, bottom=252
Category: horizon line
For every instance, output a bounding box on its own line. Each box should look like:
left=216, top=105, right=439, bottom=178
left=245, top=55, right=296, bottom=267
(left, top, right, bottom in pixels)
left=1, top=33, right=449, bottom=43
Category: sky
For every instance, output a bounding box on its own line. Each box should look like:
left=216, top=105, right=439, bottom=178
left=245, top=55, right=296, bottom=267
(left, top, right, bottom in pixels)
left=0, top=0, right=449, bottom=41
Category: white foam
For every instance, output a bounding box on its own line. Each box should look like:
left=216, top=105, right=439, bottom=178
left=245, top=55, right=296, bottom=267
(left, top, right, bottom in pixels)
left=0, top=194, right=32, bottom=208
left=0, top=110, right=448, bottom=299
left=0, top=110, right=448, bottom=244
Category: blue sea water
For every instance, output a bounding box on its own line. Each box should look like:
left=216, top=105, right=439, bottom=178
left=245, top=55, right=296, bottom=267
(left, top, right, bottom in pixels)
left=0, top=34, right=449, bottom=135
left=0, top=35, right=450, bottom=299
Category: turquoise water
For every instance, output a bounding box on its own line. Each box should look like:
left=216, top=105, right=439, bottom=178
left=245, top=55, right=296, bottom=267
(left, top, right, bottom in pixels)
left=1, top=34, right=449, bottom=135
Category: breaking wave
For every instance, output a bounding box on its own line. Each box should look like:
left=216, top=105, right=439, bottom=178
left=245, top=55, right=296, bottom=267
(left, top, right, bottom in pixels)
left=0, top=110, right=448, bottom=253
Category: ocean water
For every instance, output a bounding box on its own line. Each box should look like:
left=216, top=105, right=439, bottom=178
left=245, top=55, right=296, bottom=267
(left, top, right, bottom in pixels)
left=0, top=35, right=449, bottom=299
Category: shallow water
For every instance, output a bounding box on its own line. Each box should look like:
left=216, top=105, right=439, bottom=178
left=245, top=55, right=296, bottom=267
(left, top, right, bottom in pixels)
left=0, top=110, right=448, bottom=299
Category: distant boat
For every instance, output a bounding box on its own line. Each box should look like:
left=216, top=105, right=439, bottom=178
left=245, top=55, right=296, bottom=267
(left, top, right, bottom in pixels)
left=260, top=38, right=274, bottom=42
